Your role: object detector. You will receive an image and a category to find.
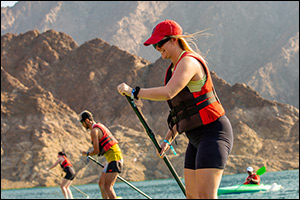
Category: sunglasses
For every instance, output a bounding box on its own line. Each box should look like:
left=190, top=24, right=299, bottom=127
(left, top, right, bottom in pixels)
left=153, top=37, right=172, bottom=49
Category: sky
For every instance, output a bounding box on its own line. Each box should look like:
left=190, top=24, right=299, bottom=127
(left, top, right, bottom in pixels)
left=1, top=1, right=18, bottom=7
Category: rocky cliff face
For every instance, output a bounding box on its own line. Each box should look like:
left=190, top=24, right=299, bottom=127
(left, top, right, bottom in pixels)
left=1, top=1, right=299, bottom=108
left=1, top=29, right=299, bottom=189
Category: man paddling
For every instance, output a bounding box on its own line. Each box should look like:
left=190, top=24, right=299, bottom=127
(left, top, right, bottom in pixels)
left=244, top=166, right=261, bottom=185
left=79, top=110, right=123, bottom=199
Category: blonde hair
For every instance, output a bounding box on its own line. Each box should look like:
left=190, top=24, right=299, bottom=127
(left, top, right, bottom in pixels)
left=172, top=28, right=212, bottom=63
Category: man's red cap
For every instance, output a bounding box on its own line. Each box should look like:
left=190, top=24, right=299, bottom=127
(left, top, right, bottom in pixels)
left=143, top=20, right=182, bottom=46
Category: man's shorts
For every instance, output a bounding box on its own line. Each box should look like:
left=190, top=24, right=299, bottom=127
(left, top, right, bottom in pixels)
left=103, top=160, right=123, bottom=173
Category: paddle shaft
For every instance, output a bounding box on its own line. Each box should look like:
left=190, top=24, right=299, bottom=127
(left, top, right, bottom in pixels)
left=125, top=95, right=186, bottom=196
left=48, top=170, right=89, bottom=198
left=87, top=155, right=152, bottom=199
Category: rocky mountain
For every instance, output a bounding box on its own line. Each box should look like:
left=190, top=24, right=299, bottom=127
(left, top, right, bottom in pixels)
left=1, top=29, right=298, bottom=190
left=1, top=1, right=299, bottom=108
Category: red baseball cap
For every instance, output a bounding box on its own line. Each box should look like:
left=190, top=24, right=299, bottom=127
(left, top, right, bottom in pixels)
left=143, top=20, right=182, bottom=46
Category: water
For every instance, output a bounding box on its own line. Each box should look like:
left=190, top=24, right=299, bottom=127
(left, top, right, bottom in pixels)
left=1, top=170, right=299, bottom=199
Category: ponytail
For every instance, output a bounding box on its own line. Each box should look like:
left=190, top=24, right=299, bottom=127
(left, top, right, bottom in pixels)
left=173, top=28, right=212, bottom=64
left=58, top=152, right=67, bottom=157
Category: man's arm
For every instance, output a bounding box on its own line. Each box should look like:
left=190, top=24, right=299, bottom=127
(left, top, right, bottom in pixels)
left=88, top=128, right=103, bottom=156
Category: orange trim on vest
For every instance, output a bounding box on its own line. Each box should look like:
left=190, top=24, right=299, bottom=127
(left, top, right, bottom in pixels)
left=165, top=51, right=225, bottom=133
left=92, top=123, right=118, bottom=154
left=61, top=155, right=72, bottom=169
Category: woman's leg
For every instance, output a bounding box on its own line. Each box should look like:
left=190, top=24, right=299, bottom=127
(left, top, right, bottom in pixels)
left=61, top=178, right=70, bottom=199
left=184, top=143, right=198, bottom=198
left=184, top=168, right=197, bottom=198
left=197, top=168, right=223, bottom=199
left=184, top=115, right=233, bottom=199
left=185, top=168, right=223, bottom=199
left=65, top=180, right=73, bottom=199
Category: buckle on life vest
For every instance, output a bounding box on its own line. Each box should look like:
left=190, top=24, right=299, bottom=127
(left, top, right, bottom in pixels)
left=169, top=109, right=178, bottom=124
left=172, top=116, right=178, bottom=124
left=170, top=109, right=176, bottom=116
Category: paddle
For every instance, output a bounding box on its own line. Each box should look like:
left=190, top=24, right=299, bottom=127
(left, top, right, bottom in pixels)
left=87, top=155, right=152, bottom=199
left=256, top=166, right=266, bottom=176
left=125, top=95, right=186, bottom=196
left=47, top=169, right=90, bottom=198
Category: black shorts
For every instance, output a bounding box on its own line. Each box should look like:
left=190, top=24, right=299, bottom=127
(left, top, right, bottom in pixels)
left=184, top=115, right=233, bottom=170
left=64, top=166, right=76, bottom=180
left=103, top=160, right=123, bottom=173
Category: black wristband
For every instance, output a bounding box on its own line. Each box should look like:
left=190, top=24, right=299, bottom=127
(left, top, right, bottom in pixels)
left=133, top=86, right=140, bottom=100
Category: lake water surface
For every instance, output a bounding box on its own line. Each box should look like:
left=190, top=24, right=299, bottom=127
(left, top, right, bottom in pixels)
left=1, top=170, right=299, bottom=199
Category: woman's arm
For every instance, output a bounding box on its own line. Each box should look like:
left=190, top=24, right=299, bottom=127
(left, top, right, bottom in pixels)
left=159, top=126, right=179, bottom=157
left=46, top=156, right=64, bottom=170
left=117, top=57, right=201, bottom=101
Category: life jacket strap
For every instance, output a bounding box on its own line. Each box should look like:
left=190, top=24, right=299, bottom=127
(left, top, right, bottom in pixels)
left=170, top=91, right=215, bottom=116
left=100, top=136, right=114, bottom=149
left=98, top=135, right=117, bottom=156
left=170, top=96, right=217, bottom=124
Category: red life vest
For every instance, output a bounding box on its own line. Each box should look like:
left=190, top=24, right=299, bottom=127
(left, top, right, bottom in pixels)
left=60, top=155, right=72, bottom=169
left=165, top=51, right=225, bottom=133
left=244, top=173, right=261, bottom=185
left=92, top=123, right=118, bottom=155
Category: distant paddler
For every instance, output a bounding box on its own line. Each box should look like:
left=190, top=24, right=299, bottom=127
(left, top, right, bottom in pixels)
left=46, top=152, right=76, bottom=199
left=79, top=110, right=123, bottom=199
left=243, top=166, right=261, bottom=185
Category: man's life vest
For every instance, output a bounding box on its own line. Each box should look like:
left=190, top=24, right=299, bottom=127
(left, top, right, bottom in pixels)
left=244, top=174, right=261, bottom=185
left=165, top=51, right=225, bottom=134
left=60, top=155, right=72, bottom=170
left=92, top=123, right=118, bottom=156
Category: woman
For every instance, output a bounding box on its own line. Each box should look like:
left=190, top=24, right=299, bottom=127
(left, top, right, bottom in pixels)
left=80, top=110, right=123, bottom=199
left=117, top=20, right=233, bottom=199
left=46, top=152, right=76, bottom=199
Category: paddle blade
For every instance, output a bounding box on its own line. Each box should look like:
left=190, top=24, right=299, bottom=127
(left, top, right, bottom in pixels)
left=256, top=166, right=266, bottom=176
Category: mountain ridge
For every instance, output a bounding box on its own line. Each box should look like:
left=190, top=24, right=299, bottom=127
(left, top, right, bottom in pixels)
left=1, top=1, right=298, bottom=109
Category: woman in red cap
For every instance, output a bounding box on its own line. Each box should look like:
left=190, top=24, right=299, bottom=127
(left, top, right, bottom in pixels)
left=117, top=20, right=233, bottom=199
